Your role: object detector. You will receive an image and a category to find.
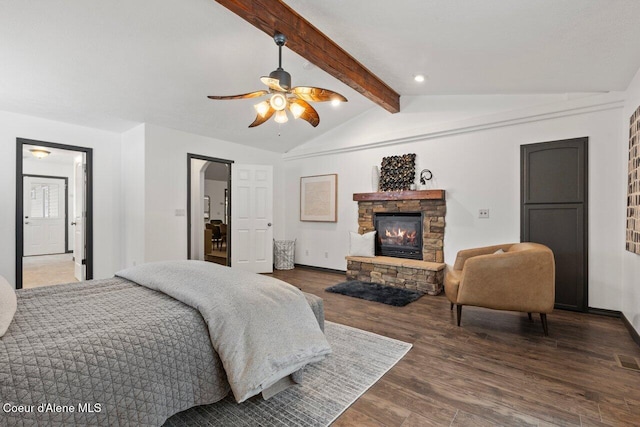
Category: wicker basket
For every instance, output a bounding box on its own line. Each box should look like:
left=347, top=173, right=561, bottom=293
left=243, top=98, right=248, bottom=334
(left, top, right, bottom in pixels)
left=273, top=240, right=295, bottom=270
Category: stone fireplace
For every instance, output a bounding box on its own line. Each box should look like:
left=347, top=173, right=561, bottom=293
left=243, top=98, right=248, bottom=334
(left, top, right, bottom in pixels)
left=346, top=190, right=447, bottom=295
left=355, top=190, right=446, bottom=263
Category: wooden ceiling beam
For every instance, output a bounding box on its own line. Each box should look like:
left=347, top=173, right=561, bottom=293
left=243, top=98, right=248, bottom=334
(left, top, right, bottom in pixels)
left=214, top=0, right=401, bottom=113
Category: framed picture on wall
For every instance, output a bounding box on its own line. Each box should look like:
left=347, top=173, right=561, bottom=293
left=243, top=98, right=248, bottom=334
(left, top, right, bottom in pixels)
left=300, top=174, right=338, bottom=222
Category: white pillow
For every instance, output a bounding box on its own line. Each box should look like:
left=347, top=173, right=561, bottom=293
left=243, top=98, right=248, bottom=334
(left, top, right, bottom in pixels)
left=494, top=249, right=505, bottom=254
left=0, top=276, right=17, bottom=337
left=349, top=231, right=376, bottom=257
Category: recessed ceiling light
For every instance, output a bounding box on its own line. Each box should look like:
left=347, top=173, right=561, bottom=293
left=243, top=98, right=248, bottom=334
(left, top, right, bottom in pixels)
left=331, top=99, right=341, bottom=107
left=414, top=74, right=425, bottom=83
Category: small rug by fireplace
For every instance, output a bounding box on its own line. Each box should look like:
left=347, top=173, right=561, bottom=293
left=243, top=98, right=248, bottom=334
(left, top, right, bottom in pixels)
left=325, top=280, right=425, bottom=306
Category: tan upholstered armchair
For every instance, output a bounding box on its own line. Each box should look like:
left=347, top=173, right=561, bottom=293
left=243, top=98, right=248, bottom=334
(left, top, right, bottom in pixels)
left=444, top=243, right=555, bottom=335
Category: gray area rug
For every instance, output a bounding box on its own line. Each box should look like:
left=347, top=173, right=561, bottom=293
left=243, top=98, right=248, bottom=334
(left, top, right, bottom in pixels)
left=326, top=280, right=425, bottom=306
left=164, top=321, right=411, bottom=426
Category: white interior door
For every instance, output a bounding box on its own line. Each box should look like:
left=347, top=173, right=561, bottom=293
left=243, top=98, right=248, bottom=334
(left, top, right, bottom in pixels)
left=23, top=176, right=66, bottom=256
left=73, top=160, right=86, bottom=281
left=231, top=164, right=273, bottom=273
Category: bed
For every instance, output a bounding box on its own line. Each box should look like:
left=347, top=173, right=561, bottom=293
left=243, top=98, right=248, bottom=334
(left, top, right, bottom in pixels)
left=0, top=261, right=329, bottom=426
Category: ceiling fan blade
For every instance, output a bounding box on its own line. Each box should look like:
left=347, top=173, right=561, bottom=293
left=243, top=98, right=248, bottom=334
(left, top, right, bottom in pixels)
left=260, top=76, right=287, bottom=92
left=248, top=106, right=276, bottom=128
left=289, top=99, right=319, bottom=127
left=207, top=90, right=268, bottom=100
left=291, top=87, right=348, bottom=103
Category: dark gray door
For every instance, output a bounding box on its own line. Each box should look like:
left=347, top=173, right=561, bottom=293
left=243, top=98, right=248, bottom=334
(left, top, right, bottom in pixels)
left=521, top=138, right=588, bottom=311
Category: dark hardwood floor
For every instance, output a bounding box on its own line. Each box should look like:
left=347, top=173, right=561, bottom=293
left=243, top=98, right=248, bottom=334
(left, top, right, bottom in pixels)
left=270, top=267, right=640, bottom=427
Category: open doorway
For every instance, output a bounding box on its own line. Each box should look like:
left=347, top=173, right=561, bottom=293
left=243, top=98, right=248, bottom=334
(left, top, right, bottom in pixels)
left=187, top=154, right=232, bottom=266
left=16, top=138, right=93, bottom=289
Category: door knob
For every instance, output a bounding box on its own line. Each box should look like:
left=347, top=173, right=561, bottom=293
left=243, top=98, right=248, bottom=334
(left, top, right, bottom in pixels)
left=25, top=222, right=29, bottom=225
left=267, top=223, right=272, bottom=227
left=71, top=222, right=77, bottom=226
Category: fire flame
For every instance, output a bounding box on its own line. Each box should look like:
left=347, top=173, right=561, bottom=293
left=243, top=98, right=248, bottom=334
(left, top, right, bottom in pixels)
left=382, top=227, right=417, bottom=245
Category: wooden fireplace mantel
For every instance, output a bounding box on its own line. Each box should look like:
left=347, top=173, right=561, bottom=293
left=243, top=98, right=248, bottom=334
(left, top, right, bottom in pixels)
left=352, top=189, right=445, bottom=202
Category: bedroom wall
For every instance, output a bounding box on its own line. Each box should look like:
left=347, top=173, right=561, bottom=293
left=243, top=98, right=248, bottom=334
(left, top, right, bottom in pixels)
left=120, top=124, right=146, bottom=268
left=0, top=110, right=123, bottom=287
left=622, top=66, right=640, bottom=336
left=283, top=93, right=626, bottom=311
left=142, top=124, right=285, bottom=263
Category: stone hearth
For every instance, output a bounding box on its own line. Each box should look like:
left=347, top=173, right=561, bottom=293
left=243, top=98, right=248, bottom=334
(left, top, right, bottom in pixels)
left=346, top=256, right=445, bottom=295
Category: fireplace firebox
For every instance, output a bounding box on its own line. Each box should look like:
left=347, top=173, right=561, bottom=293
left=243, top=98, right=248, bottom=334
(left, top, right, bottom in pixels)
left=374, top=212, right=423, bottom=260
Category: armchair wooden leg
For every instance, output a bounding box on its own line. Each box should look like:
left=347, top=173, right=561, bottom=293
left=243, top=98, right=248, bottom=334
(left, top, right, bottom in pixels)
left=456, top=304, right=462, bottom=326
left=450, top=302, right=454, bottom=310
left=527, top=312, right=533, bottom=322
left=540, top=313, right=549, bottom=336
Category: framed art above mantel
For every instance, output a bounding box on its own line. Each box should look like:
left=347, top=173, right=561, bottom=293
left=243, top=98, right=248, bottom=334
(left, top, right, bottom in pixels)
left=300, top=174, right=338, bottom=222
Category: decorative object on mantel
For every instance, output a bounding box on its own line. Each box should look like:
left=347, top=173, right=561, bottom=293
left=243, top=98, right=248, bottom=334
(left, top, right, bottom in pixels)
left=371, top=165, right=380, bottom=192
left=628, top=105, right=640, bottom=255
left=300, top=174, right=338, bottom=222
left=419, top=169, right=433, bottom=190
left=379, top=153, right=416, bottom=191
left=207, top=33, right=347, bottom=128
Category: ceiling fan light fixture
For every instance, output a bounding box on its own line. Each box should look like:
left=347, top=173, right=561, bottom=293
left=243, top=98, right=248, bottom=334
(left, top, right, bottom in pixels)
left=207, top=32, right=347, bottom=129
left=254, top=101, right=270, bottom=118
left=289, top=102, right=306, bottom=119
left=30, top=149, right=50, bottom=159
left=269, top=93, right=287, bottom=111
left=274, top=110, right=289, bottom=124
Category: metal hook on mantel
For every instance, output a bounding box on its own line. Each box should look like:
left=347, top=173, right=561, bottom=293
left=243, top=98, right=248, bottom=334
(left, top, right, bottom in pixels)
left=420, top=169, right=433, bottom=185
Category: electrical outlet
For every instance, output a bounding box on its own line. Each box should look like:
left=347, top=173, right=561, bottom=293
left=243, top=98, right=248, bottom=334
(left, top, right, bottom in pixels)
left=324, top=252, right=328, bottom=259
left=479, top=209, right=490, bottom=219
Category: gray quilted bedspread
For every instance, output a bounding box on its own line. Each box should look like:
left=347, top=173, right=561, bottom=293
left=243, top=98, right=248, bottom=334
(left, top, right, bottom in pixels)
left=0, top=278, right=229, bottom=426
left=117, top=261, right=332, bottom=403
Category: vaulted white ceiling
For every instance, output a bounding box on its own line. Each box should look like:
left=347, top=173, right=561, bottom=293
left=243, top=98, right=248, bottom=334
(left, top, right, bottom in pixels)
left=1, top=0, right=640, bottom=153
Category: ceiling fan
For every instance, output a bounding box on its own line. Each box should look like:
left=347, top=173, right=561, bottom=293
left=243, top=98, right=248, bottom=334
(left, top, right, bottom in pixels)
left=208, top=33, right=348, bottom=128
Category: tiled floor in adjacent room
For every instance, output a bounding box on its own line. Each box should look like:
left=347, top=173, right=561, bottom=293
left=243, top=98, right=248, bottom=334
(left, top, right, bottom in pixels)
left=23, top=253, right=78, bottom=289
